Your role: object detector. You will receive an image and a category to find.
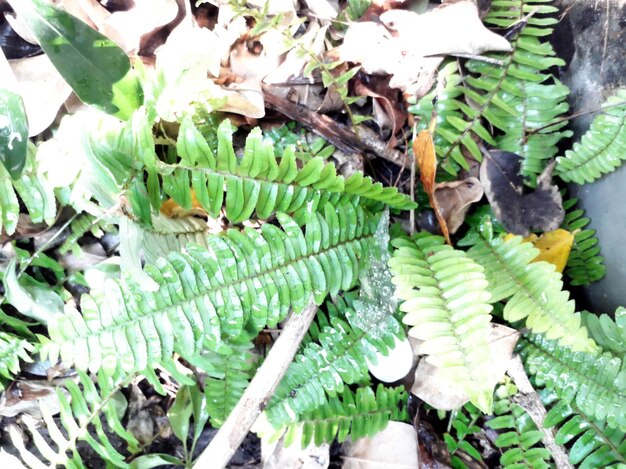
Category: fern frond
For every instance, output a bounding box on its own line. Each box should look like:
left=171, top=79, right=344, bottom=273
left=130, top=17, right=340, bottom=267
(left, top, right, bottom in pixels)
left=282, top=385, right=408, bottom=448
left=560, top=198, right=606, bottom=285
left=389, top=233, right=494, bottom=413
left=202, top=342, right=257, bottom=427
left=518, top=334, right=626, bottom=432
left=556, top=89, right=626, bottom=184
left=467, top=0, right=571, bottom=184
left=87, top=113, right=415, bottom=226
left=410, top=0, right=571, bottom=180
left=488, top=383, right=551, bottom=468
left=265, top=293, right=404, bottom=427
left=10, top=371, right=139, bottom=468
left=467, top=234, right=597, bottom=352
left=0, top=143, right=56, bottom=235
left=582, top=308, right=625, bottom=355
left=543, top=392, right=626, bottom=468
left=0, top=332, right=33, bottom=391
left=43, top=204, right=381, bottom=375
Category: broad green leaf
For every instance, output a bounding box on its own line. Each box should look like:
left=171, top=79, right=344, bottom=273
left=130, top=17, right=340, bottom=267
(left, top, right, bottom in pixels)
left=8, top=0, right=143, bottom=120
left=0, top=49, right=28, bottom=179
left=0, top=89, right=28, bottom=179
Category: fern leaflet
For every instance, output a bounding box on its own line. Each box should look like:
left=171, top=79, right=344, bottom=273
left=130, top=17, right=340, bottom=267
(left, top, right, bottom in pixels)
left=543, top=391, right=626, bottom=468
left=582, top=308, right=626, bottom=354
left=0, top=332, right=33, bottom=391
left=389, top=232, right=494, bottom=413
left=9, top=371, right=139, bottom=468
left=560, top=198, right=606, bottom=285
left=282, top=385, right=408, bottom=448
left=556, top=89, right=626, bottom=184
left=487, top=382, right=552, bottom=468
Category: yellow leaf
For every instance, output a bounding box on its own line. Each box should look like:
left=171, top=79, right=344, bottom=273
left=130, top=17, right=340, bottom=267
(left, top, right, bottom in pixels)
left=160, top=190, right=207, bottom=218
left=505, top=229, right=574, bottom=272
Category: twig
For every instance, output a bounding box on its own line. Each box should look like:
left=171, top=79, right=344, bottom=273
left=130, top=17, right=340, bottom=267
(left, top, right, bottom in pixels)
left=506, top=355, right=574, bottom=469
left=262, top=87, right=406, bottom=166
left=193, top=297, right=318, bottom=469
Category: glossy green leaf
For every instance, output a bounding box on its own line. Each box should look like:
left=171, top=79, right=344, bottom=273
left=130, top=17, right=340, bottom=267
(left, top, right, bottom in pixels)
left=0, top=89, right=28, bottom=179
left=8, top=0, right=143, bottom=120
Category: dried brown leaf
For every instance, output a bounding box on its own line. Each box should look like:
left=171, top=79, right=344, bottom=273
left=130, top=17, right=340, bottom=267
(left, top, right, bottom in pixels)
left=434, top=177, right=484, bottom=234
left=411, top=324, right=519, bottom=410
left=342, top=422, right=419, bottom=468
left=413, top=128, right=451, bottom=244
left=340, top=1, right=510, bottom=96
left=480, top=151, right=564, bottom=236
left=10, top=55, right=72, bottom=136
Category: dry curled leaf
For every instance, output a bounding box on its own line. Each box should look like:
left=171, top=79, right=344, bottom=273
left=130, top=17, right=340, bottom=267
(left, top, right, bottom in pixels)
left=413, top=126, right=451, bottom=244
left=434, top=177, right=484, bottom=234
left=411, top=324, right=519, bottom=410
left=480, top=151, right=564, bottom=236
left=340, top=1, right=510, bottom=96
left=10, top=54, right=72, bottom=136
left=342, top=421, right=419, bottom=468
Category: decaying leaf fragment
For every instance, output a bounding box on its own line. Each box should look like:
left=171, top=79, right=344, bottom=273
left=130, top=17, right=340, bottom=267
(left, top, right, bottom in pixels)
left=342, top=421, right=418, bottom=468
left=411, top=324, right=519, bottom=410
left=434, top=177, right=484, bottom=234
left=340, top=1, right=511, bottom=96
left=413, top=126, right=451, bottom=244
left=480, top=151, right=564, bottom=236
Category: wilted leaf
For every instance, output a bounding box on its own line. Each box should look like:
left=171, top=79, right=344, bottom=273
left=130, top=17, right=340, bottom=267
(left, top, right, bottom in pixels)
left=342, top=421, right=419, bottom=468
left=411, top=324, right=519, bottom=410
left=340, top=1, right=510, bottom=95
left=523, top=229, right=574, bottom=273
left=480, top=151, right=564, bottom=236
left=8, top=0, right=143, bottom=120
left=0, top=380, right=65, bottom=418
left=434, top=178, right=484, bottom=234
left=413, top=126, right=451, bottom=244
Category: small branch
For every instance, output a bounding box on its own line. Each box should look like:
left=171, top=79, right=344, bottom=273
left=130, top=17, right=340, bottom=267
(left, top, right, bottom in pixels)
left=262, top=86, right=406, bottom=166
left=193, top=298, right=318, bottom=469
left=506, top=355, right=573, bottom=469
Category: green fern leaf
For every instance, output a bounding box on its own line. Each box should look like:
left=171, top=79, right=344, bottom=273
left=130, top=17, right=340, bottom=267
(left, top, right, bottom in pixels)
left=560, top=198, right=606, bottom=285
left=9, top=371, right=138, bottom=468
left=467, top=234, right=597, bottom=352
left=59, top=213, right=115, bottom=256
left=0, top=332, right=33, bottom=391
left=265, top=293, right=404, bottom=427
left=556, top=89, right=626, bottom=184
left=43, top=204, right=381, bottom=375
left=86, top=113, right=415, bottom=225
left=582, top=308, right=626, bottom=355
left=543, top=391, right=626, bottom=468
left=411, top=0, right=572, bottom=181
left=389, top=233, right=494, bottom=413
left=488, top=382, right=552, bottom=468
left=282, top=385, right=408, bottom=448
left=519, top=334, right=626, bottom=432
